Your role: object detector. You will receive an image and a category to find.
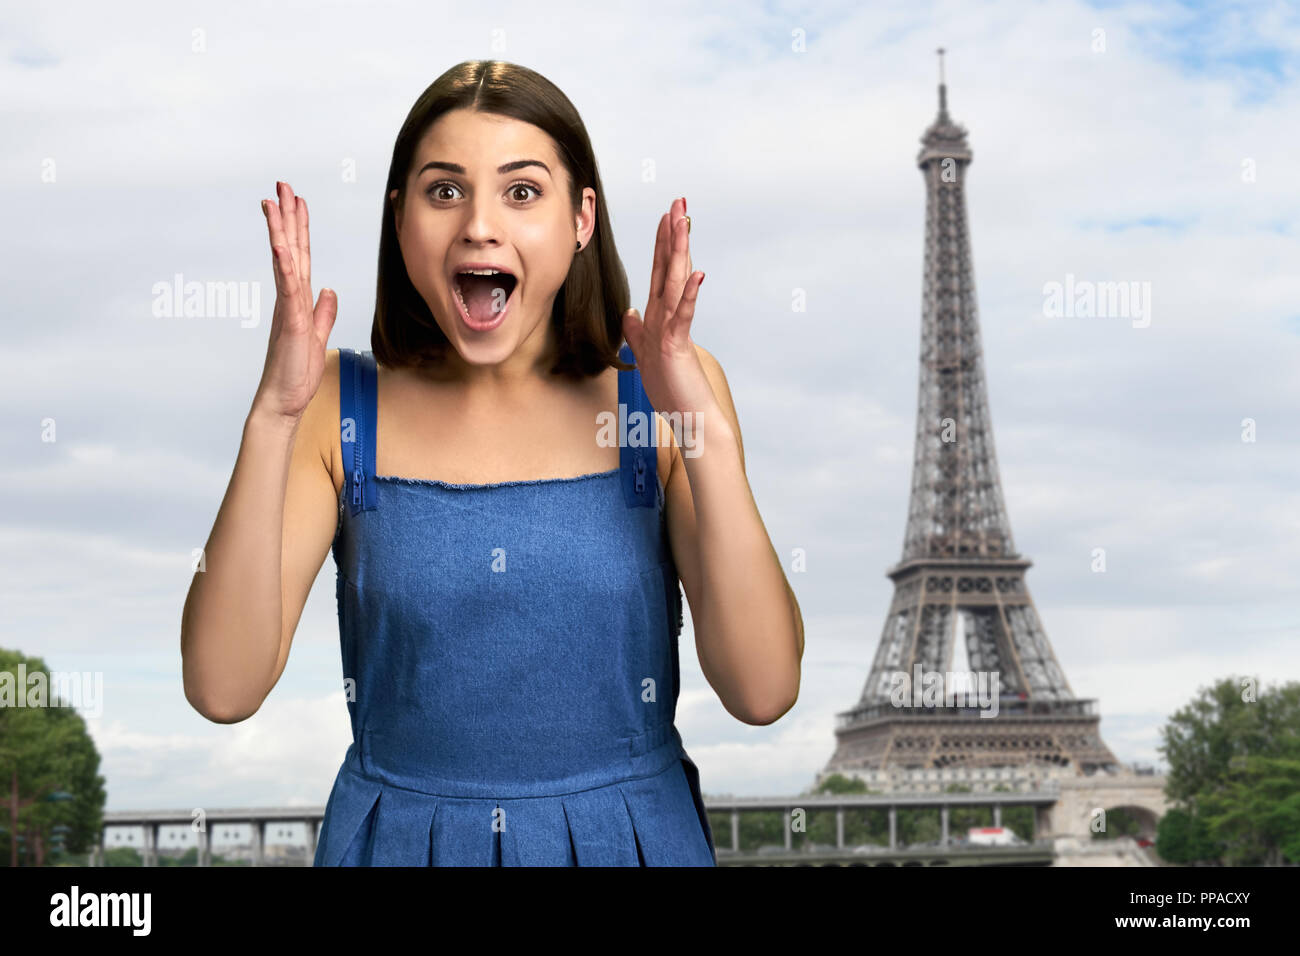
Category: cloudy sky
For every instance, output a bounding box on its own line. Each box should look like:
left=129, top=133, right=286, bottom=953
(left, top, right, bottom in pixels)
left=4, top=0, right=1298, bottom=826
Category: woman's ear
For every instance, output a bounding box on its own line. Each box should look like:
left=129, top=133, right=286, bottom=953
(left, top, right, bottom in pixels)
left=390, top=188, right=402, bottom=233
left=574, top=186, right=596, bottom=248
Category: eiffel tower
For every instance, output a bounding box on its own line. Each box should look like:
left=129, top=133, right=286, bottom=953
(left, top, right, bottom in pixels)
left=824, top=51, right=1119, bottom=779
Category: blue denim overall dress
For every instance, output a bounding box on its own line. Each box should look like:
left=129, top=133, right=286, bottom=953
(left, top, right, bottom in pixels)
left=313, top=345, right=717, bottom=866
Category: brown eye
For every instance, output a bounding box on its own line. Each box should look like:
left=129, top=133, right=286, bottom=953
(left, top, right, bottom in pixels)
left=508, top=182, right=543, bottom=203
left=426, top=182, right=462, bottom=202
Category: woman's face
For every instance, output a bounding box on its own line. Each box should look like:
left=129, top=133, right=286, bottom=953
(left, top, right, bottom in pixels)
left=391, top=108, right=596, bottom=374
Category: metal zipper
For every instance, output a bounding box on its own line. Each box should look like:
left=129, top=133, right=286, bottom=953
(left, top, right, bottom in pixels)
left=633, top=374, right=648, bottom=496
left=352, top=352, right=363, bottom=509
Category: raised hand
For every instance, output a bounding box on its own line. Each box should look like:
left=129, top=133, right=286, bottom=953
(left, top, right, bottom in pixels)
left=253, top=181, right=338, bottom=423
left=622, top=196, right=714, bottom=420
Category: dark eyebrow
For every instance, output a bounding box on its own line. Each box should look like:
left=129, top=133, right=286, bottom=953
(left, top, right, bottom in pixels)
left=417, top=159, right=551, bottom=177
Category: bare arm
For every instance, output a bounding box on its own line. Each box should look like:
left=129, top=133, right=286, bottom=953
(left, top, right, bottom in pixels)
left=180, top=365, right=340, bottom=722
left=180, top=181, right=339, bottom=723
left=664, top=345, right=803, bottom=726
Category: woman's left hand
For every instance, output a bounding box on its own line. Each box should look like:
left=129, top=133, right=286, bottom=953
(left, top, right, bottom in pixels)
left=623, top=197, right=717, bottom=420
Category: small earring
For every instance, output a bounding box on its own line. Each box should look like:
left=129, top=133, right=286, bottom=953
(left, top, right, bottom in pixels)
left=575, top=240, right=581, bottom=251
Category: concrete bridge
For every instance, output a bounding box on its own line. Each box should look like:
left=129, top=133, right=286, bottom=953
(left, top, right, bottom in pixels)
left=95, top=806, right=325, bottom=867
left=1042, top=772, right=1171, bottom=842
left=90, top=772, right=1167, bottom=866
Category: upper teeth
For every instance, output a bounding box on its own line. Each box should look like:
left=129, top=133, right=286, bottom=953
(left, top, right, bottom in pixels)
left=460, top=268, right=506, bottom=276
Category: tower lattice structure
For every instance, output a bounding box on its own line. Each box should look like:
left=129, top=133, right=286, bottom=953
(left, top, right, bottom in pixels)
left=824, top=52, right=1119, bottom=776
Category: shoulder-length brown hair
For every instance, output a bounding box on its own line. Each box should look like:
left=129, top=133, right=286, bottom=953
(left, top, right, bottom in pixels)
left=372, top=60, right=633, bottom=379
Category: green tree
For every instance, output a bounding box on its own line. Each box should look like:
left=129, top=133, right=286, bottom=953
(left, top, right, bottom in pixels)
left=1156, top=807, right=1218, bottom=863
left=0, top=649, right=107, bottom=866
left=1157, top=676, right=1300, bottom=865
left=1199, top=750, right=1300, bottom=865
left=103, top=846, right=142, bottom=867
left=1160, top=676, right=1298, bottom=808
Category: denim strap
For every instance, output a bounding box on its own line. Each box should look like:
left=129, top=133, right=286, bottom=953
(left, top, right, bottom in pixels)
left=344, top=344, right=655, bottom=511
left=617, top=343, right=657, bottom=509
left=340, top=348, right=378, bottom=515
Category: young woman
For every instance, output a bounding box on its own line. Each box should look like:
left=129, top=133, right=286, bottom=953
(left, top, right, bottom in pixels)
left=181, top=60, right=804, bottom=866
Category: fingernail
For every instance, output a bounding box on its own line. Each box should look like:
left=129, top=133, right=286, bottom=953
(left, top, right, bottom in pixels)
left=699, top=272, right=705, bottom=285
left=683, top=196, right=687, bottom=214
left=261, top=200, right=267, bottom=214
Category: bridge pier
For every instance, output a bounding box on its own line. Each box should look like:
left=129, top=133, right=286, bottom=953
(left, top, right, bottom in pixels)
left=143, top=822, right=156, bottom=867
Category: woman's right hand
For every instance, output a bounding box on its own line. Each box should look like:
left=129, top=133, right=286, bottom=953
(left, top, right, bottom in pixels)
left=253, top=181, right=338, bottom=424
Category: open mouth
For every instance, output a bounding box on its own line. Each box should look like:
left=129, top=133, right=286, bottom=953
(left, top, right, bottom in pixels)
left=451, top=270, right=518, bottom=328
